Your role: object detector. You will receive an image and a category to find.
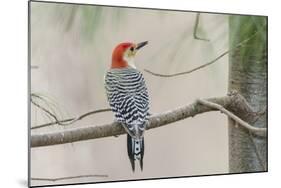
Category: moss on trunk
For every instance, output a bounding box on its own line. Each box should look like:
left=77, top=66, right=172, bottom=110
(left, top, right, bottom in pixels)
left=228, top=15, right=267, bottom=173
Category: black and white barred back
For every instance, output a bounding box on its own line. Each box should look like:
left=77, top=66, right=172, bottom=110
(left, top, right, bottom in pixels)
left=105, top=67, right=149, bottom=171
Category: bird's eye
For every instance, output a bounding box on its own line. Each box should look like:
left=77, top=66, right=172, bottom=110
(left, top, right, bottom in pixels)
left=130, top=47, right=134, bottom=52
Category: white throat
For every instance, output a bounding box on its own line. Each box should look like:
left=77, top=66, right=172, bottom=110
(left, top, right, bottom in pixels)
left=124, top=55, right=136, bottom=69
left=127, top=59, right=136, bottom=69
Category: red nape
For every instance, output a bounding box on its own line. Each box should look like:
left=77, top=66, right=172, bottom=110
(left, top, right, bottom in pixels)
left=111, top=42, right=133, bottom=68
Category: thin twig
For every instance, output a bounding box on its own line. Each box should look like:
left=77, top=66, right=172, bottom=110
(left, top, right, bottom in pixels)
left=193, top=13, right=210, bottom=42
left=144, top=29, right=259, bottom=78
left=31, top=99, right=61, bottom=125
left=31, top=108, right=111, bottom=130
left=31, top=174, right=108, bottom=182
left=31, top=93, right=62, bottom=120
left=196, top=99, right=266, bottom=136
left=31, top=94, right=111, bottom=129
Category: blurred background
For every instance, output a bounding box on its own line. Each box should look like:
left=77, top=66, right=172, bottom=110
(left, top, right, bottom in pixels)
left=30, top=1, right=229, bottom=186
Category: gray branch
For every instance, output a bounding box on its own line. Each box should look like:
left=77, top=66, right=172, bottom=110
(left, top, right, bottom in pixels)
left=197, top=99, right=266, bottom=137
left=31, top=93, right=111, bottom=129
left=144, top=28, right=260, bottom=78
left=193, top=13, right=210, bottom=42
left=31, top=174, right=108, bottom=182
left=31, top=92, right=266, bottom=148
left=31, top=108, right=111, bottom=130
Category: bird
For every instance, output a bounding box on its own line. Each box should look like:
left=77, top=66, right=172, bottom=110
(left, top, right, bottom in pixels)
left=104, top=41, right=150, bottom=171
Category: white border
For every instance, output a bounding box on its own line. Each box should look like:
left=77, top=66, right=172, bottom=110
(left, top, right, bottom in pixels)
left=0, top=0, right=279, bottom=188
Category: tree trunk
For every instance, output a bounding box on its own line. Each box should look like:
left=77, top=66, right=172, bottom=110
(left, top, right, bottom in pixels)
left=228, top=16, right=267, bottom=173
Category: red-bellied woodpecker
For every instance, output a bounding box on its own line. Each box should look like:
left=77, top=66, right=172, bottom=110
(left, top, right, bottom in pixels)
left=104, top=41, right=150, bottom=171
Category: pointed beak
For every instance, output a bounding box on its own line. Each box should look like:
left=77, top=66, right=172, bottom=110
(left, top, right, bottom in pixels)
left=136, top=41, right=148, bottom=50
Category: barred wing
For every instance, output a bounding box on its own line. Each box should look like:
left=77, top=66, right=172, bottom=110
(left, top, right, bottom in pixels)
left=105, top=68, right=149, bottom=138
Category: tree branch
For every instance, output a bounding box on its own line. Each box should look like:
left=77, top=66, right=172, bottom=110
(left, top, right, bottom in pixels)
left=31, top=93, right=111, bottom=129
left=31, top=108, right=112, bottom=130
left=31, top=174, right=108, bottom=182
left=31, top=92, right=266, bottom=148
left=144, top=27, right=260, bottom=78
left=197, top=99, right=266, bottom=137
left=144, top=49, right=229, bottom=77
left=193, top=13, right=210, bottom=42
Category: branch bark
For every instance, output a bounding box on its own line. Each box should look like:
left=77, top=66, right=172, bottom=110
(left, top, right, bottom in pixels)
left=31, top=92, right=266, bottom=148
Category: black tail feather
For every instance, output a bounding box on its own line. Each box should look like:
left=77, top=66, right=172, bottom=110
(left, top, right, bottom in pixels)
left=127, top=134, right=135, bottom=171
left=140, top=137, right=144, bottom=171
left=127, top=134, right=144, bottom=172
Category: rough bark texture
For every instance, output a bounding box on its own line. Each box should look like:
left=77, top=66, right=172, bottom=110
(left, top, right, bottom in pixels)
left=31, top=93, right=265, bottom=148
left=228, top=16, right=267, bottom=173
